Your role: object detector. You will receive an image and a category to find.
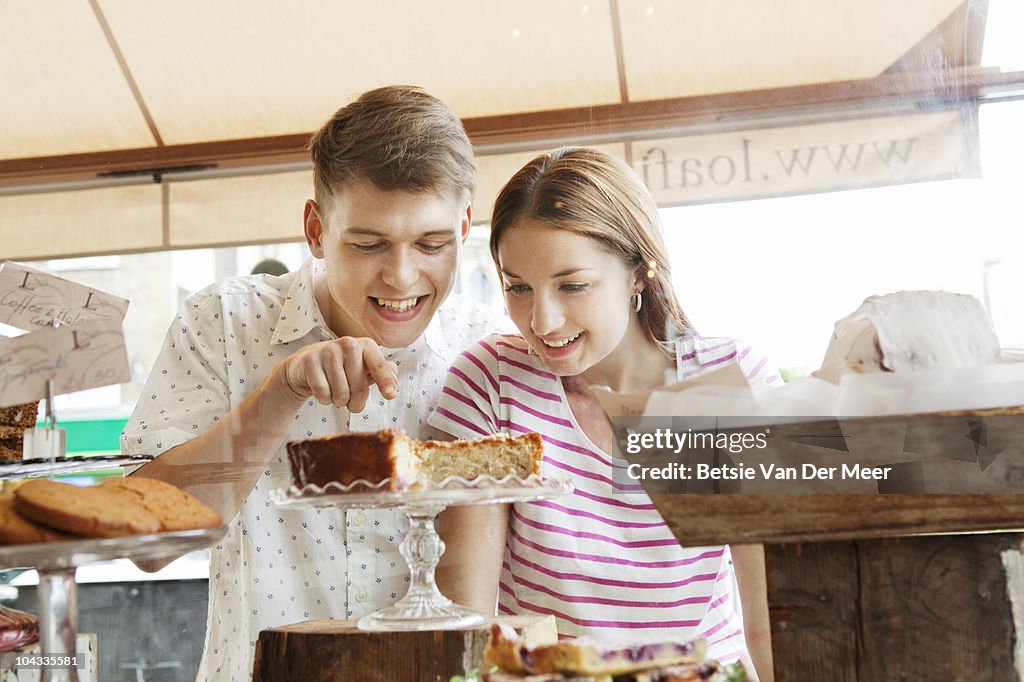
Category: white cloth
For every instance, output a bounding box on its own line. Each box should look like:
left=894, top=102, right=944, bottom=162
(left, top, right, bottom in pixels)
left=121, top=258, right=505, bottom=681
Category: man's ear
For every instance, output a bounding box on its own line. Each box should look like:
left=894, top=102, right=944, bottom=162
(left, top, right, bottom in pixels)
left=459, top=200, right=472, bottom=244
left=304, top=199, right=325, bottom=258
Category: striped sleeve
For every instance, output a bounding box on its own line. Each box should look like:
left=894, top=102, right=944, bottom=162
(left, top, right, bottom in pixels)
left=429, top=335, right=504, bottom=439
left=734, top=339, right=784, bottom=386
left=678, top=335, right=784, bottom=386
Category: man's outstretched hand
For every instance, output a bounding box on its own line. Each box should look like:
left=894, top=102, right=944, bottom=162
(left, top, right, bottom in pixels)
left=281, top=336, right=399, bottom=412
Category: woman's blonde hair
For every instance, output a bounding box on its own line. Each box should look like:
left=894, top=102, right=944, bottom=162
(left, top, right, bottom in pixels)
left=490, top=146, right=693, bottom=348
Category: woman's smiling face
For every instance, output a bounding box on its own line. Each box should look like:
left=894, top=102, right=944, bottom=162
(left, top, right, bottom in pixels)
left=497, top=219, right=641, bottom=378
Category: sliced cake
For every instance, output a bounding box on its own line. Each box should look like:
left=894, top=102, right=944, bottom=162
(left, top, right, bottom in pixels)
left=287, top=429, right=544, bottom=491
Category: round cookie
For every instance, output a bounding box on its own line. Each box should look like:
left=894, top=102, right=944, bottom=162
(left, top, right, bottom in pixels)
left=0, top=494, right=74, bottom=545
left=14, top=479, right=160, bottom=538
left=101, top=476, right=222, bottom=531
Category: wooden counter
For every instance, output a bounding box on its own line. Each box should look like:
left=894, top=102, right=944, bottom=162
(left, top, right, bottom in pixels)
left=650, top=493, right=1024, bottom=680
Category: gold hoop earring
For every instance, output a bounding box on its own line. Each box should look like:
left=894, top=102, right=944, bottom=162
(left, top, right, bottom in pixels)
left=633, top=292, right=642, bottom=312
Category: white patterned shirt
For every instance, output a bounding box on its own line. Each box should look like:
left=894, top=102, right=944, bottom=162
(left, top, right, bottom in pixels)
left=121, top=258, right=505, bottom=682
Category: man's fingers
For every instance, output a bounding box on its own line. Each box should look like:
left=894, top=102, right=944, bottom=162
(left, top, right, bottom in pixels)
left=348, top=385, right=371, bottom=413
left=327, top=340, right=361, bottom=408
left=363, top=345, right=399, bottom=399
left=301, top=357, right=338, bottom=406
left=292, top=337, right=399, bottom=411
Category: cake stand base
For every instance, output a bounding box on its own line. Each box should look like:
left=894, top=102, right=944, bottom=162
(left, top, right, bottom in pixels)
left=271, top=477, right=573, bottom=632
left=357, top=603, right=485, bottom=632
left=357, top=504, right=485, bottom=631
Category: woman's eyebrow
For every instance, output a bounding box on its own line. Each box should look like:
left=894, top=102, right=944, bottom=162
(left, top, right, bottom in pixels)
left=552, top=268, right=595, bottom=278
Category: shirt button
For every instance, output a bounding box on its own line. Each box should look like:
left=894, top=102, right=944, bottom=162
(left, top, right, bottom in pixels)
left=355, top=590, right=367, bottom=603
left=352, top=513, right=366, bottom=527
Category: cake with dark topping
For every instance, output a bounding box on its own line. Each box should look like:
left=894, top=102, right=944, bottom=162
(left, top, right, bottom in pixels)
left=287, top=429, right=544, bottom=491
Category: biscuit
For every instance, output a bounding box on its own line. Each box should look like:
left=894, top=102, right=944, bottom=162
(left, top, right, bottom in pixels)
left=14, top=479, right=160, bottom=537
left=0, top=494, right=74, bottom=545
left=101, top=476, right=222, bottom=531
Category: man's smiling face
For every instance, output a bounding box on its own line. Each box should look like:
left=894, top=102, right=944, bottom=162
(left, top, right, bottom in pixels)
left=305, top=180, right=471, bottom=348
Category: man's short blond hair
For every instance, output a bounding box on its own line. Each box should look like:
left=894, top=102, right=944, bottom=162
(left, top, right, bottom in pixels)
left=309, top=85, right=476, bottom=206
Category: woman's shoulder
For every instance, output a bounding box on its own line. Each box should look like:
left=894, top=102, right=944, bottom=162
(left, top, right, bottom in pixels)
left=676, top=334, right=741, bottom=361
left=451, top=333, right=557, bottom=380
left=462, top=332, right=531, bottom=360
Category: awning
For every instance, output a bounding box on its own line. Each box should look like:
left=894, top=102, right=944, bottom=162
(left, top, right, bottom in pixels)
left=1, top=0, right=1021, bottom=260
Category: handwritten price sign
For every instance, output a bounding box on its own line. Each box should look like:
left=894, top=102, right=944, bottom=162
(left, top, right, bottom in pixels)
left=0, top=262, right=130, bottom=407
left=0, top=262, right=128, bottom=330
left=0, top=317, right=130, bottom=405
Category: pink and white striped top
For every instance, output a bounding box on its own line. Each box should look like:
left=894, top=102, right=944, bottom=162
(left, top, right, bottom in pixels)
left=428, top=333, right=781, bottom=664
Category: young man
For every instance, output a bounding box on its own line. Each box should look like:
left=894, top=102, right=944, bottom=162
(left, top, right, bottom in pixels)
left=121, top=86, right=507, bottom=681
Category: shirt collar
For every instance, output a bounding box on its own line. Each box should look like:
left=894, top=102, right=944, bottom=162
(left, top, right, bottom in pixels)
left=420, top=304, right=448, bottom=360
left=271, top=257, right=450, bottom=361
left=270, top=258, right=331, bottom=345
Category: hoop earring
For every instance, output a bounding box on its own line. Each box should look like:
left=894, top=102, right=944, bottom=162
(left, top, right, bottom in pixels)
left=632, top=292, right=643, bottom=312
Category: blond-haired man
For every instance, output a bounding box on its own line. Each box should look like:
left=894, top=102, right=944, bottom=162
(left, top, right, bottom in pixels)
left=122, top=86, right=506, bottom=681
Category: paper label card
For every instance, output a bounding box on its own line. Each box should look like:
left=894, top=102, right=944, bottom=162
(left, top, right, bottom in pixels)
left=0, top=317, right=130, bottom=406
left=0, top=262, right=129, bottom=331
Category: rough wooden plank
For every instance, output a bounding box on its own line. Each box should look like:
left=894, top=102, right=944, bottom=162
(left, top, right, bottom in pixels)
left=766, top=542, right=859, bottom=682
left=766, top=535, right=1023, bottom=681
left=650, top=494, right=1024, bottom=546
left=857, top=535, right=1018, bottom=680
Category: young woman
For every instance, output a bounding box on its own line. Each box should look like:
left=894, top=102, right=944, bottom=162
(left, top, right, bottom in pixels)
left=428, top=147, right=779, bottom=677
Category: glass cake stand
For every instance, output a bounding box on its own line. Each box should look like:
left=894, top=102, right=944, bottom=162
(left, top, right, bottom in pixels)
left=0, top=527, right=227, bottom=682
left=272, top=476, right=573, bottom=632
